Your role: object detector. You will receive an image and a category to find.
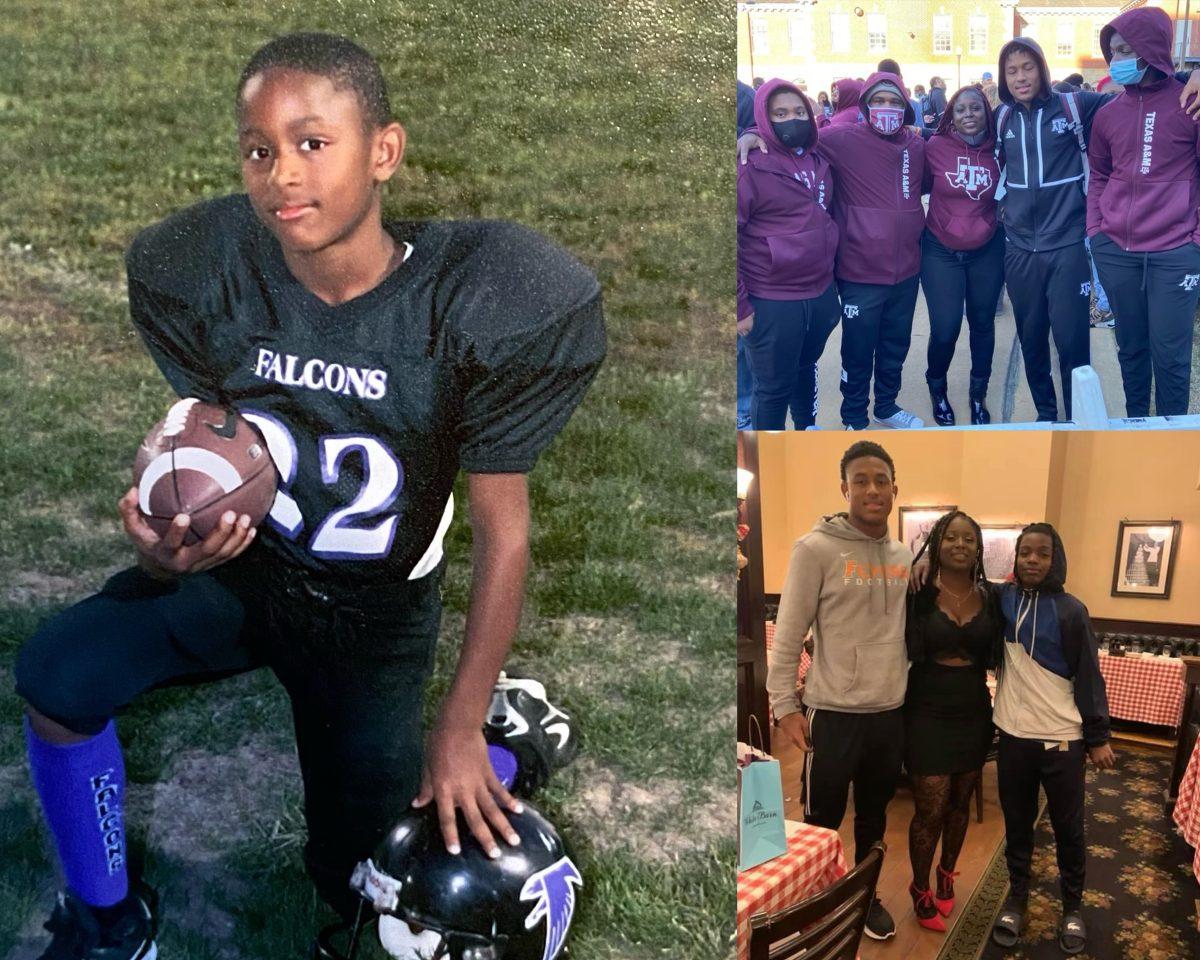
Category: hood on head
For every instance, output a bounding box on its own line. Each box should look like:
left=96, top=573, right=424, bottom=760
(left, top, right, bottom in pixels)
left=1100, top=7, right=1175, bottom=77
left=753, top=77, right=819, bottom=152
left=997, top=36, right=1051, bottom=105
left=859, top=71, right=916, bottom=129
left=831, top=77, right=863, bottom=116
left=1012, top=522, right=1066, bottom=593
left=935, top=85, right=997, bottom=143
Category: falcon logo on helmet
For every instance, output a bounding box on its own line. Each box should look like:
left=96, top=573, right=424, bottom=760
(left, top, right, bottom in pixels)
left=520, top=857, right=583, bottom=960
left=318, top=802, right=582, bottom=960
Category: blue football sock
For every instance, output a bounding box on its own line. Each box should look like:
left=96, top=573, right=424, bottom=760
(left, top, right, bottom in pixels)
left=25, top=716, right=129, bottom=907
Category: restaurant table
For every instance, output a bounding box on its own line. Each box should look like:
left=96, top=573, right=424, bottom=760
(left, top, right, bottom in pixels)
left=737, top=819, right=847, bottom=960
left=765, top=622, right=811, bottom=684
left=1172, top=737, right=1200, bottom=884
left=1097, top=651, right=1186, bottom=729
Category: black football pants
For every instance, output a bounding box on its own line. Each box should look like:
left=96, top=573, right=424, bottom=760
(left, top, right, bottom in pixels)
left=14, top=550, right=442, bottom=919
left=997, top=732, right=1086, bottom=911
left=802, top=707, right=904, bottom=865
left=1005, top=242, right=1091, bottom=422
left=1089, top=234, right=1200, bottom=417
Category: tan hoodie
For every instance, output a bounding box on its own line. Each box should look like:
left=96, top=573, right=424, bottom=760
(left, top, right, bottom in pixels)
left=768, top=514, right=912, bottom=717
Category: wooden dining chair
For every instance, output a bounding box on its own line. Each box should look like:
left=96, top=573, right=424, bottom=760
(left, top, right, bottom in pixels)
left=974, top=729, right=1001, bottom=823
left=747, top=843, right=884, bottom=960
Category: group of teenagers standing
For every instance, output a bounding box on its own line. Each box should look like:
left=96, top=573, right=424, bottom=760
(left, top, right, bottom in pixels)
left=766, top=439, right=1114, bottom=954
left=737, top=7, right=1200, bottom=431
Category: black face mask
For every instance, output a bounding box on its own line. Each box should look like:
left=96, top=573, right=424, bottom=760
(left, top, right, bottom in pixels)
left=771, top=118, right=812, bottom=149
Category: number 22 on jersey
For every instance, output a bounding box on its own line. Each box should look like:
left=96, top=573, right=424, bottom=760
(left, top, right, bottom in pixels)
left=242, top=409, right=450, bottom=575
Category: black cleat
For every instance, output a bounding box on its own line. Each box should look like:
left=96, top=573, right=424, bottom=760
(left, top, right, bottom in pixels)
left=36, top=886, right=157, bottom=960
left=483, top=672, right=578, bottom=795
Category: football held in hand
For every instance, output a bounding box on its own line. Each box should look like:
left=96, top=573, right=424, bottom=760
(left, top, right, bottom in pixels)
left=133, top=398, right=278, bottom=542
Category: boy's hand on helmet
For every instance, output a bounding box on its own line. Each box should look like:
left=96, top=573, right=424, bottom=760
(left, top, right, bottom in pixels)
left=414, top=722, right=523, bottom=858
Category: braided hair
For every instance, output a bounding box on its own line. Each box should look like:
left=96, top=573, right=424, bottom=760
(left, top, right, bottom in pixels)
left=913, top=509, right=987, bottom=590
left=907, top=509, right=995, bottom=666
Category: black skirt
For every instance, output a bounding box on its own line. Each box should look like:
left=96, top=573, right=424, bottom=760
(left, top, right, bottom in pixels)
left=903, top=661, right=994, bottom=776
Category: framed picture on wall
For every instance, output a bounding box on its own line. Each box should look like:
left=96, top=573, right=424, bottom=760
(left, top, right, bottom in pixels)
left=898, top=505, right=956, bottom=558
left=1111, top=520, right=1181, bottom=599
left=980, top=524, right=1026, bottom=583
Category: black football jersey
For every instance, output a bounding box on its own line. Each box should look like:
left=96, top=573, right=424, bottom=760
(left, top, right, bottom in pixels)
left=126, top=195, right=605, bottom=584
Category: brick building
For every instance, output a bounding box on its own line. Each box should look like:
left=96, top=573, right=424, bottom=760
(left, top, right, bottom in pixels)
left=737, top=0, right=1200, bottom=100
left=737, top=0, right=1017, bottom=100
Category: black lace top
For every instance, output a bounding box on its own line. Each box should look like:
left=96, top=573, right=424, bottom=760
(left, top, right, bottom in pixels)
left=906, top=583, right=1001, bottom=668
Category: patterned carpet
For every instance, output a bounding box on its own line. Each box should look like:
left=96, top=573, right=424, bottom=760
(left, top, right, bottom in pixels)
left=938, top=744, right=1200, bottom=960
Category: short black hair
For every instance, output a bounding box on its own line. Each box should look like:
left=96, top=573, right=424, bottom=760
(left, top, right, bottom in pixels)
left=878, top=58, right=902, bottom=76
left=1063, top=72, right=1084, bottom=86
left=840, top=440, right=896, bottom=482
left=236, top=33, right=391, bottom=131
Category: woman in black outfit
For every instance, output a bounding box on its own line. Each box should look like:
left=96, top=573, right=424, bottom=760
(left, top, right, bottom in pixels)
left=905, top=510, right=1000, bottom=933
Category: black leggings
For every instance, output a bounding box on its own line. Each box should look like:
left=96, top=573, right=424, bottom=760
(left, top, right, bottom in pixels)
left=14, top=554, right=442, bottom=918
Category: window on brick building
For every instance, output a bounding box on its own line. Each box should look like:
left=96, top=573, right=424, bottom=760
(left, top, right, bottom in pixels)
left=1056, top=19, right=1073, bottom=57
left=933, top=15, right=953, bottom=54
left=830, top=12, right=850, bottom=53
left=1093, top=22, right=1103, bottom=57
left=750, top=15, right=769, bottom=53
left=969, top=16, right=988, bottom=55
left=867, top=13, right=887, bottom=52
left=789, top=14, right=807, bottom=55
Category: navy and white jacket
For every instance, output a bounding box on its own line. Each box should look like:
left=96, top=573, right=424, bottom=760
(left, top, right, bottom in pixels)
left=992, top=526, right=1111, bottom=748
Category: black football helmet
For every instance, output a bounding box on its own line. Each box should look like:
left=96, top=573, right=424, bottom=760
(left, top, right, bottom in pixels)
left=316, top=801, right=582, bottom=960
left=483, top=673, right=578, bottom=795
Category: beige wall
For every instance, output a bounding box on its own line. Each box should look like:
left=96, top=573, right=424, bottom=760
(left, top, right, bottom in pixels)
left=757, top=431, right=1200, bottom=626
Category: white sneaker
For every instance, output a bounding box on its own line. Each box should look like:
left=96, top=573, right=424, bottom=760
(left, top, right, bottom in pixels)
left=872, top=409, right=925, bottom=430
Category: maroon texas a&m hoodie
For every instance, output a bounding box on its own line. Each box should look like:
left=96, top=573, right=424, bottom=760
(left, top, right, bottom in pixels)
left=1087, top=6, right=1200, bottom=251
left=818, top=72, right=926, bottom=284
left=737, top=79, right=838, bottom=320
left=922, top=87, right=1001, bottom=251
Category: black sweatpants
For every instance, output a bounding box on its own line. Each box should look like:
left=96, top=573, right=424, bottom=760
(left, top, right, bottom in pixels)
left=745, top=284, right=840, bottom=429
left=803, top=707, right=904, bottom=864
left=14, top=551, right=443, bottom=919
left=997, top=732, right=1087, bottom=911
left=1005, top=242, right=1091, bottom=421
left=920, top=229, right=1005, bottom=400
left=1089, top=233, right=1200, bottom=417
left=837, top=275, right=921, bottom=429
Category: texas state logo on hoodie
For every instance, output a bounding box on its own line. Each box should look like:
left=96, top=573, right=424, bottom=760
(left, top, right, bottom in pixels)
left=1087, top=6, right=1200, bottom=251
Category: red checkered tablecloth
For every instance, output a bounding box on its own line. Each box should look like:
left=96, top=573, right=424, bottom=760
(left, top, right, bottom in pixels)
left=737, top=820, right=847, bottom=960
left=765, top=622, right=811, bottom=683
left=1172, top=738, right=1200, bottom=884
left=1097, top=652, right=1186, bottom=728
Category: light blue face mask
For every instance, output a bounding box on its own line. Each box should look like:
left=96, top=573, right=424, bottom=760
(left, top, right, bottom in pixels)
left=1110, top=56, right=1147, bottom=86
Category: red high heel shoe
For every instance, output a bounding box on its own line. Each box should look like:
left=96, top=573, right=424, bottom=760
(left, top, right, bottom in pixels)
left=909, top=883, right=947, bottom=932
left=934, top=865, right=959, bottom=917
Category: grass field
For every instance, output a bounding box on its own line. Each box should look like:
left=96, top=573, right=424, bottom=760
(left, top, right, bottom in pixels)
left=0, top=2, right=733, bottom=957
